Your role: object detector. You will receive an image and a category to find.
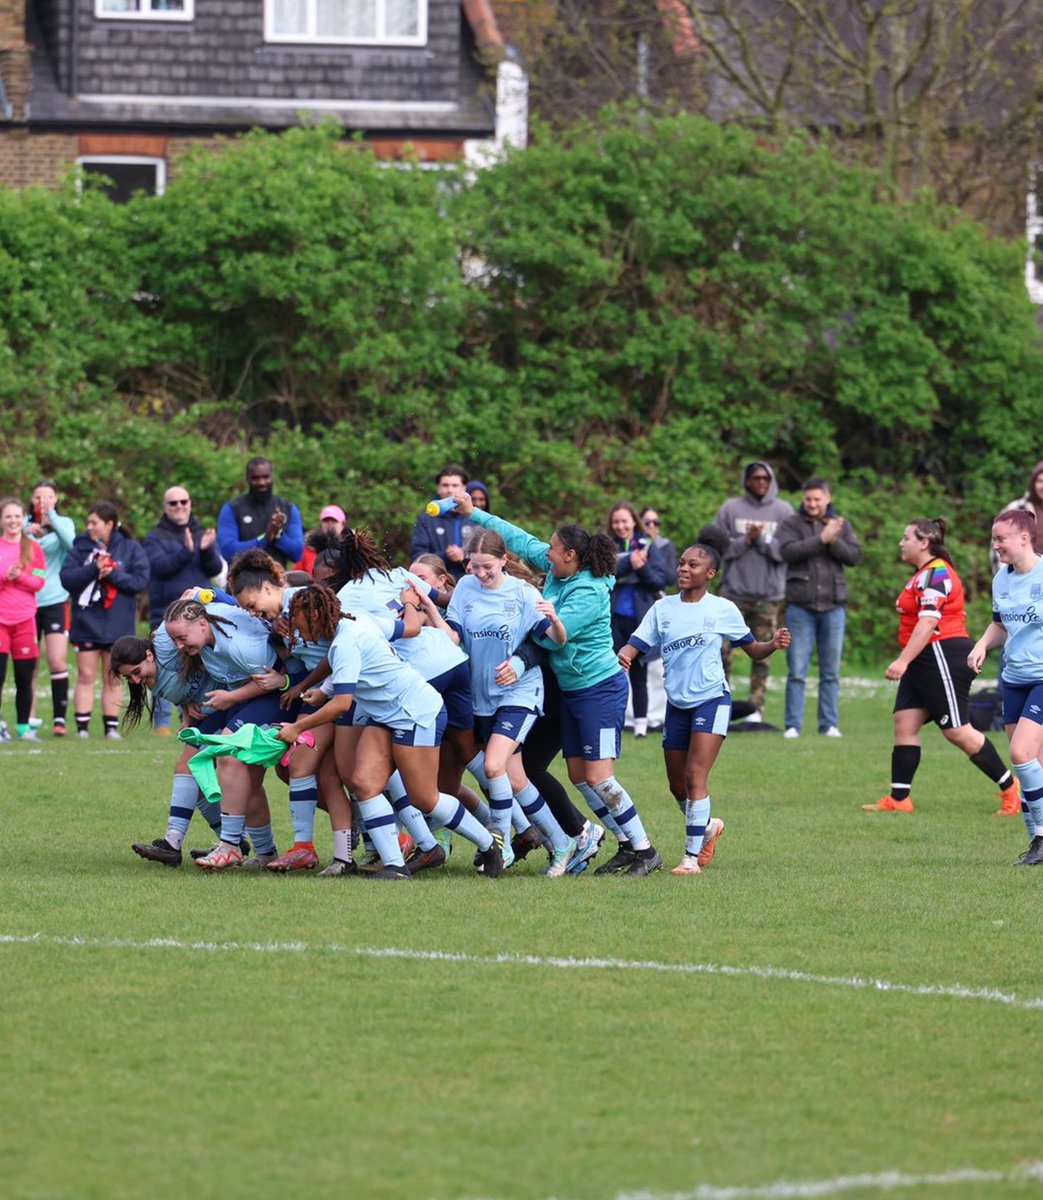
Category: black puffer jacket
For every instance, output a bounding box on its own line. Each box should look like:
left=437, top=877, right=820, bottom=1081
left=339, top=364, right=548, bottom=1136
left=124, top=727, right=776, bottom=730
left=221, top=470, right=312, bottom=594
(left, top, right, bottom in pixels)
left=776, top=505, right=862, bottom=612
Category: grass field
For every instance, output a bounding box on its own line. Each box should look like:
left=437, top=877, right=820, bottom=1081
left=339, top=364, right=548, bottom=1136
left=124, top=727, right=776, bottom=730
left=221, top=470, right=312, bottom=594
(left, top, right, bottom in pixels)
left=3, top=675, right=1042, bottom=1200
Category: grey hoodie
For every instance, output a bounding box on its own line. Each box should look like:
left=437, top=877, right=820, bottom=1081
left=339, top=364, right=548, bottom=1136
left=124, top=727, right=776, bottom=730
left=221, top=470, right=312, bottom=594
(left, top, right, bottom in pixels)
left=713, top=461, right=794, bottom=603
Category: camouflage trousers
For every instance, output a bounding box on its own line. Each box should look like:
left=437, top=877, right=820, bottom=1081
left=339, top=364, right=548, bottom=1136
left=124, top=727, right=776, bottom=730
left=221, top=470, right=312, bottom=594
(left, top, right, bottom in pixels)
left=720, top=599, right=784, bottom=712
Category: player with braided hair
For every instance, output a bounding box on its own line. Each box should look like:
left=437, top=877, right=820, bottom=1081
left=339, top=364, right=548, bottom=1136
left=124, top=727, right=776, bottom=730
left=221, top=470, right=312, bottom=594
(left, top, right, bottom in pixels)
left=620, top=526, right=790, bottom=875
left=226, top=548, right=361, bottom=875
left=274, top=586, right=505, bottom=880
left=451, top=491, right=663, bottom=877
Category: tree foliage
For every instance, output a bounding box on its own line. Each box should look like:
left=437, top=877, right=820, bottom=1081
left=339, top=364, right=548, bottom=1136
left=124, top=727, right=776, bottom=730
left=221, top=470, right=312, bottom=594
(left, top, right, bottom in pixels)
left=0, top=114, right=1040, bottom=657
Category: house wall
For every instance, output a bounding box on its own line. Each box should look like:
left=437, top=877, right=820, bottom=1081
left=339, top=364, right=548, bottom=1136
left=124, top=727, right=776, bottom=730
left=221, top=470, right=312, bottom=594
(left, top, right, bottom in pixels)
left=40, top=0, right=473, bottom=103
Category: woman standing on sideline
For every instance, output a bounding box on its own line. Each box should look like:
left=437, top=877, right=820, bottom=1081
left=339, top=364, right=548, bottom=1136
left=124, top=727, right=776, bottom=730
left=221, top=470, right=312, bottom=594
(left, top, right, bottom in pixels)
left=0, top=498, right=46, bottom=742
left=607, top=501, right=672, bottom=738
left=863, top=518, right=1020, bottom=815
left=619, top=528, right=789, bottom=875
left=59, top=500, right=149, bottom=740
left=969, top=510, right=1043, bottom=865
left=25, top=480, right=76, bottom=736
left=452, top=489, right=663, bottom=876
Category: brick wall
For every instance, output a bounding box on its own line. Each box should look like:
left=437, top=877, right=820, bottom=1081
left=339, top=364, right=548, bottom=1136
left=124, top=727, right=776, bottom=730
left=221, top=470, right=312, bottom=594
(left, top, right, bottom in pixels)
left=0, top=130, right=77, bottom=187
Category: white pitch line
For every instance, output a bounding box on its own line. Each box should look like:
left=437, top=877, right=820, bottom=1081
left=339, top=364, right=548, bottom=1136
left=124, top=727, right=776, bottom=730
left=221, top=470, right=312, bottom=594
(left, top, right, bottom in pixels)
left=614, top=1161, right=1043, bottom=1199
left=2, top=934, right=1042, bottom=1013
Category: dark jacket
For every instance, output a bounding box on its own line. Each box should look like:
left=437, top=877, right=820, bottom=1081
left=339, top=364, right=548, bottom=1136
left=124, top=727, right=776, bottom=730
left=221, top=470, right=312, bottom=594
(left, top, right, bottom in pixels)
left=409, top=511, right=478, bottom=581
left=60, top=528, right=150, bottom=645
left=776, top=504, right=862, bottom=612
left=217, top=491, right=303, bottom=567
left=611, top=535, right=674, bottom=623
left=143, top=514, right=224, bottom=627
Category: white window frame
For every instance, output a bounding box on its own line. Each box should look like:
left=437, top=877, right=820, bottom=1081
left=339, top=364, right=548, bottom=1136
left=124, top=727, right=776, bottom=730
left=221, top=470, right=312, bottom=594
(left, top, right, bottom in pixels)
left=95, top=0, right=194, bottom=21
left=76, top=156, right=167, bottom=198
left=264, top=0, right=427, bottom=46
left=1027, top=163, right=1043, bottom=305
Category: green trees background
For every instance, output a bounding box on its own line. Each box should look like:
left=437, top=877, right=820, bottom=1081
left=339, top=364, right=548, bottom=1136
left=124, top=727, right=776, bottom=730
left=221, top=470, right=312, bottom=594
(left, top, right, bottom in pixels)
left=1, top=114, right=1039, bottom=659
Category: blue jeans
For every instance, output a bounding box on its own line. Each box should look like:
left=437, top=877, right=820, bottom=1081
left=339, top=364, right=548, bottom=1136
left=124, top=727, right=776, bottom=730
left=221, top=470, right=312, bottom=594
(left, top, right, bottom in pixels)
left=784, top=604, right=846, bottom=733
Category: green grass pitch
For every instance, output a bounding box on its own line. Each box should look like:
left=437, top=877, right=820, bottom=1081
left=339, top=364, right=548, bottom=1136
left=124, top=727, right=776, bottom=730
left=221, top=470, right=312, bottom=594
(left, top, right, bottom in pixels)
left=2, top=680, right=1042, bottom=1200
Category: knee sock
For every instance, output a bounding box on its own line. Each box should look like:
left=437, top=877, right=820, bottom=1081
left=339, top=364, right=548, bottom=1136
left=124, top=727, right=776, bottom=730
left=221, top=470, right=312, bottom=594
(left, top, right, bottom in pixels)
left=352, top=796, right=376, bottom=855
left=1011, top=759, right=1043, bottom=836
left=969, top=739, right=1014, bottom=788
left=219, top=812, right=247, bottom=848
left=466, top=751, right=490, bottom=794
left=575, top=780, right=625, bottom=841
left=197, top=796, right=223, bottom=836
left=428, top=792, right=493, bottom=850
left=889, top=745, right=921, bottom=801
left=165, top=775, right=201, bottom=849
left=13, top=659, right=35, bottom=725
left=511, top=798, right=533, bottom=834
left=246, top=823, right=276, bottom=855
left=384, top=771, right=436, bottom=852
left=487, top=774, right=514, bottom=839
left=288, top=775, right=318, bottom=846
left=685, top=797, right=711, bottom=857
left=591, top=777, right=650, bottom=851
left=102, top=714, right=119, bottom=736
left=51, top=671, right=69, bottom=725
left=516, top=780, right=567, bottom=851
left=357, top=795, right=405, bottom=867
left=75, top=711, right=91, bottom=735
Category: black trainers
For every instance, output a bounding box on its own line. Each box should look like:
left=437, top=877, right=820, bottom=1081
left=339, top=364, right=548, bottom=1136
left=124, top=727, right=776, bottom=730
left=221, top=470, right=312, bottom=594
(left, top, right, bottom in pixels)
left=406, top=844, right=447, bottom=875
left=132, top=838, right=182, bottom=867
left=191, top=838, right=251, bottom=861
left=625, top=847, right=664, bottom=876
left=593, top=841, right=637, bottom=875
left=1013, top=835, right=1043, bottom=866
left=511, top=825, right=543, bottom=861
left=474, top=832, right=506, bottom=879
left=361, top=862, right=413, bottom=881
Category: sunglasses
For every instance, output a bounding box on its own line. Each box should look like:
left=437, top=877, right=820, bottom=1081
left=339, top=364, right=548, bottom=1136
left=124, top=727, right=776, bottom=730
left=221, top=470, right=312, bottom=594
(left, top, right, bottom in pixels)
left=167, top=498, right=191, bottom=507
left=644, top=518, right=660, bottom=526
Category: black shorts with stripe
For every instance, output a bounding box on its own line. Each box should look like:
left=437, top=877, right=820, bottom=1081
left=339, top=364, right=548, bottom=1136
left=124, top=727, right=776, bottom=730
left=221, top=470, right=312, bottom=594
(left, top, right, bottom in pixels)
left=894, top=636, right=973, bottom=730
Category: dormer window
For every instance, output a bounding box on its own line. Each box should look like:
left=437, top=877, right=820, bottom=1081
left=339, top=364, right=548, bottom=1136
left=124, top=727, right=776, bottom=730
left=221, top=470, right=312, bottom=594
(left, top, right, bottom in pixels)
left=96, top=0, right=194, bottom=20
left=265, top=0, right=427, bottom=45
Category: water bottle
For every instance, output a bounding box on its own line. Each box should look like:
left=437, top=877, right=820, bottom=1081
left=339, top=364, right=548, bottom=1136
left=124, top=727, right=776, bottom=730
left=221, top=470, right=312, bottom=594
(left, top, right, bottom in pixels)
left=426, top=497, right=458, bottom=517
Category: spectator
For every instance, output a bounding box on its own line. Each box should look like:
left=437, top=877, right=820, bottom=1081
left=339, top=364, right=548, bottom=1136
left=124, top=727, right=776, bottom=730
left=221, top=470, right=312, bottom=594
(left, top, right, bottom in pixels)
left=639, top=507, right=677, bottom=578
left=25, top=480, right=76, bottom=737
left=59, top=500, right=150, bottom=740
left=295, top=504, right=347, bottom=576
left=607, top=501, right=673, bottom=738
left=776, top=477, right=862, bottom=739
left=142, top=486, right=223, bottom=735
left=217, top=456, right=303, bottom=568
left=465, top=480, right=492, bottom=513
left=410, top=462, right=476, bottom=581
left=713, top=462, right=793, bottom=720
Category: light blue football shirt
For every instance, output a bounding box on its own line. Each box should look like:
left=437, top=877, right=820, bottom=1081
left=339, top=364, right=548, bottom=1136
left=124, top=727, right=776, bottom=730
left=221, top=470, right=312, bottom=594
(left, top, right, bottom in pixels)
left=447, top=574, right=550, bottom=716
left=992, top=557, right=1043, bottom=685
left=630, top=593, right=753, bottom=709
left=327, top=616, right=443, bottom=730
left=197, top=602, right=277, bottom=685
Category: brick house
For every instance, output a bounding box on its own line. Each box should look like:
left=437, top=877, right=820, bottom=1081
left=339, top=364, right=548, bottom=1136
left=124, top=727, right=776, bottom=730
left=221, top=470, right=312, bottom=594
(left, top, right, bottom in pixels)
left=0, top=0, right=520, bottom=193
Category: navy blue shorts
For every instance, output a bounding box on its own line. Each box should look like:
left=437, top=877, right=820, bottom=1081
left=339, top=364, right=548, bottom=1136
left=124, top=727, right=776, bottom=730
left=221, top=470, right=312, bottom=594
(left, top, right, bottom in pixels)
left=222, top=690, right=287, bottom=733
left=428, top=660, right=473, bottom=730
left=1002, top=680, right=1043, bottom=727
left=560, top=671, right=627, bottom=761
left=474, top=706, right=538, bottom=750
left=663, top=696, right=732, bottom=750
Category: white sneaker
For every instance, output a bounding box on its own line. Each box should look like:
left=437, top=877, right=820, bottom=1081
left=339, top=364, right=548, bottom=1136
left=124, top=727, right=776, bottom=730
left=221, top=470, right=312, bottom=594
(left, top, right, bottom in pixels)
left=105, top=729, right=123, bottom=741
left=633, top=718, right=648, bottom=737
left=823, top=726, right=843, bottom=738
left=783, top=727, right=800, bottom=739
left=744, top=710, right=762, bottom=724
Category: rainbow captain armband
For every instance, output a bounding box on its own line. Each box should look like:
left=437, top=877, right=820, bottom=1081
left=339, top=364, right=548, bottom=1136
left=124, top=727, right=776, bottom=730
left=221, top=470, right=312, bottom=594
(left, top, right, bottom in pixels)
left=426, top=497, right=458, bottom=517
